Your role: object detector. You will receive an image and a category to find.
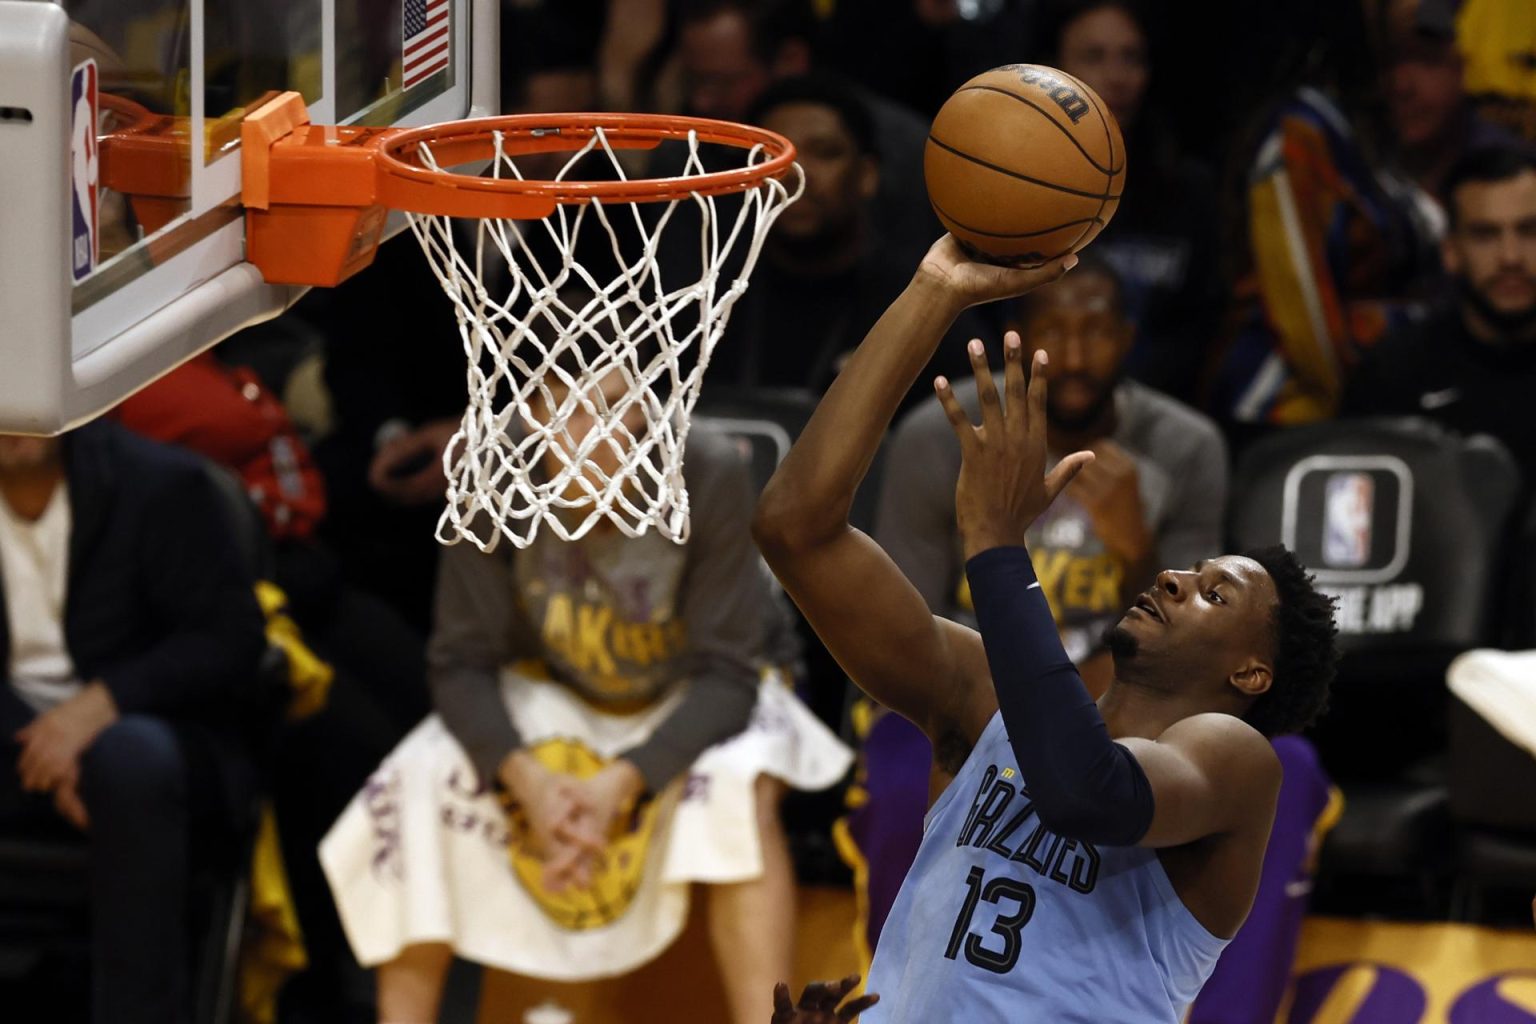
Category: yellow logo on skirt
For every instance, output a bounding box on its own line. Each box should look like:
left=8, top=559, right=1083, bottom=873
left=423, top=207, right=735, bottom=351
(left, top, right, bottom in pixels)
left=503, top=737, right=662, bottom=931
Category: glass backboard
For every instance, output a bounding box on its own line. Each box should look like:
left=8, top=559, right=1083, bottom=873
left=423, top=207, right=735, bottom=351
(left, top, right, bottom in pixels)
left=0, top=0, right=497, bottom=433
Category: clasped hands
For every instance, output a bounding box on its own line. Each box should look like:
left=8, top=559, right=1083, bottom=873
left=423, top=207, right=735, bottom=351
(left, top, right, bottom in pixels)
left=14, top=681, right=119, bottom=831
left=498, top=749, right=647, bottom=892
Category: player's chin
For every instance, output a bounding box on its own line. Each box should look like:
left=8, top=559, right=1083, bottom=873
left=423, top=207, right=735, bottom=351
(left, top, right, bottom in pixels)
left=1104, top=623, right=1140, bottom=662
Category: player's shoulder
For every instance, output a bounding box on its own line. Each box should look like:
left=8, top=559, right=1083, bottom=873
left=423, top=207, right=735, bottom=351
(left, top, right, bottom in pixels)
left=1158, top=712, right=1282, bottom=782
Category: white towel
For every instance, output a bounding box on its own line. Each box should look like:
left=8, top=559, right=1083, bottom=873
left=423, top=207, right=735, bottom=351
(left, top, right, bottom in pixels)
left=1446, top=649, right=1536, bottom=759
left=320, top=667, right=851, bottom=980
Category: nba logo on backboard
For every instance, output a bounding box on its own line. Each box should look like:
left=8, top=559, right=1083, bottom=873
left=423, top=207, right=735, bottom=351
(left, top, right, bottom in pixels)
left=1322, top=472, right=1373, bottom=568
left=69, top=60, right=98, bottom=283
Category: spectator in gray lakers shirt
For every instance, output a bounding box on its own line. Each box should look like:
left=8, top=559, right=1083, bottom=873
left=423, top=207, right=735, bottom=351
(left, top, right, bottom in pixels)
left=320, top=354, right=850, bottom=1024
left=880, top=251, right=1228, bottom=678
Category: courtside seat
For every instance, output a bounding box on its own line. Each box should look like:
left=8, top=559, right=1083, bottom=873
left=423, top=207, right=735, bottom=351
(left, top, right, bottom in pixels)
left=1504, top=498, right=1536, bottom=649
left=1228, top=418, right=1520, bottom=908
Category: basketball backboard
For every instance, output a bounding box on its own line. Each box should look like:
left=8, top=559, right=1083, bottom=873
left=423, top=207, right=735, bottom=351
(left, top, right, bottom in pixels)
left=0, top=0, right=497, bottom=434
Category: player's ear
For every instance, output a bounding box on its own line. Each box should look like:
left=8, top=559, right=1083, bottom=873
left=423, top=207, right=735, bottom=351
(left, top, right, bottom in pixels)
left=1229, top=659, right=1272, bottom=699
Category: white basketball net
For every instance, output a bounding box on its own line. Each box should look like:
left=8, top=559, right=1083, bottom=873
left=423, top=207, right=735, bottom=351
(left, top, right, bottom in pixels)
left=404, top=126, right=803, bottom=551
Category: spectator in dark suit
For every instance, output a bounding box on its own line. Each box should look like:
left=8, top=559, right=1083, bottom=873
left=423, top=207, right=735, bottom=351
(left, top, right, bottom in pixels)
left=0, top=422, right=267, bottom=1024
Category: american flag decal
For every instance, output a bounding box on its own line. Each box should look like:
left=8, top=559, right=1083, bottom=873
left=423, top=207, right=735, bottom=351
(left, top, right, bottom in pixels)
left=402, top=0, right=450, bottom=89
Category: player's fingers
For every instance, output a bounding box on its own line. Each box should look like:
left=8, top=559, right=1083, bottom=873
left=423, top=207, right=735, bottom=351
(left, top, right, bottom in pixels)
left=840, top=993, right=881, bottom=1020
left=800, top=980, right=839, bottom=1011
left=828, top=975, right=861, bottom=1001
left=988, top=252, right=1079, bottom=302
left=1002, top=332, right=1027, bottom=428
left=771, top=983, right=795, bottom=1023
left=1045, top=450, right=1096, bottom=505
left=967, top=340, right=1002, bottom=430
left=934, top=378, right=974, bottom=445
left=1026, top=349, right=1049, bottom=431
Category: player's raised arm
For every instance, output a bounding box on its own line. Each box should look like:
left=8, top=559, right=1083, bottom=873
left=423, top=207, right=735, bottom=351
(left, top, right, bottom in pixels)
left=752, top=236, right=1074, bottom=745
left=941, top=336, right=1288, bottom=850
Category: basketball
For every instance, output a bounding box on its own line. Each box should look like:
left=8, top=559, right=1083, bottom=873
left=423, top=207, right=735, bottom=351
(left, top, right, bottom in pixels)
left=924, top=64, right=1125, bottom=266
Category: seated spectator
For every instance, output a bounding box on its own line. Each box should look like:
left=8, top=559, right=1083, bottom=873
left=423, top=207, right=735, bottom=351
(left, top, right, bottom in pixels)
left=1346, top=143, right=1536, bottom=489
left=881, top=252, right=1228, bottom=670
left=319, top=362, right=851, bottom=1024
left=1044, top=0, right=1225, bottom=405
left=670, top=0, right=937, bottom=260
left=708, top=75, right=986, bottom=407
left=1385, top=0, right=1519, bottom=202
left=114, top=349, right=431, bottom=1022
left=0, top=423, right=267, bottom=1024
left=1211, top=2, right=1441, bottom=434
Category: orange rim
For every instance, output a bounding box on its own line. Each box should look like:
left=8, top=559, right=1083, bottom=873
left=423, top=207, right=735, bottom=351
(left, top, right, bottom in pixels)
left=373, top=112, right=798, bottom=214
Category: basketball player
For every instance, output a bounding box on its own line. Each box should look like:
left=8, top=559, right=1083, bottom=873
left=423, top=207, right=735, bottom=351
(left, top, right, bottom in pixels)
left=754, top=238, right=1338, bottom=1021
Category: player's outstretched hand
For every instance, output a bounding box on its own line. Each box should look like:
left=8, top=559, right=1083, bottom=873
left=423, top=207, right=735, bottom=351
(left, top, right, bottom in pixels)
left=917, top=234, right=1077, bottom=310
left=770, top=975, right=880, bottom=1024
left=935, top=331, right=1095, bottom=560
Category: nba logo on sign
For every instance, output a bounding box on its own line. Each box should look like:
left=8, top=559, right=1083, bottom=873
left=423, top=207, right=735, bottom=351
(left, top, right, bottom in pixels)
left=69, top=60, right=99, bottom=283
left=1281, top=455, right=1413, bottom=585
left=1322, top=473, right=1373, bottom=568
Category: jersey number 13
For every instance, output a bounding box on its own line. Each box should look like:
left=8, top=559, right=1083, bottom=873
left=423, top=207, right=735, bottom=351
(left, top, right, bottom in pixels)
left=945, top=866, right=1037, bottom=974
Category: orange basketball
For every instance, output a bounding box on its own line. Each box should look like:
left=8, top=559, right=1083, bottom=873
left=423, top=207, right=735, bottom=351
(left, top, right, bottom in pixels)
left=924, top=64, right=1125, bottom=266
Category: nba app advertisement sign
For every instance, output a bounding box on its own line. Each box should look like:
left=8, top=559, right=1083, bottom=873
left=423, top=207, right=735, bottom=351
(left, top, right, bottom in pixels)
left=1281, top=457, right=1423, bottom=635
left=70, top=59, right=99, bottom=283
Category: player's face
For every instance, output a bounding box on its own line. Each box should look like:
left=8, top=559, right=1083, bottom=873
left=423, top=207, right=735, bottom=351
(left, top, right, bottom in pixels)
left=1011, top=271, right=1132, bottom=428
left=760, top=102, right=877, bottom=242
left=1114, top=556, right=1278, bottom=695
left=529, top=368, right=647, bottom=503
left=0, top=435, right=62, bottom=475
left=1056, top=5, right=1148, bottom=130
left=1444, top=170, right=1536, bottom=324
left=680, top=11, right=770, bottom=121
